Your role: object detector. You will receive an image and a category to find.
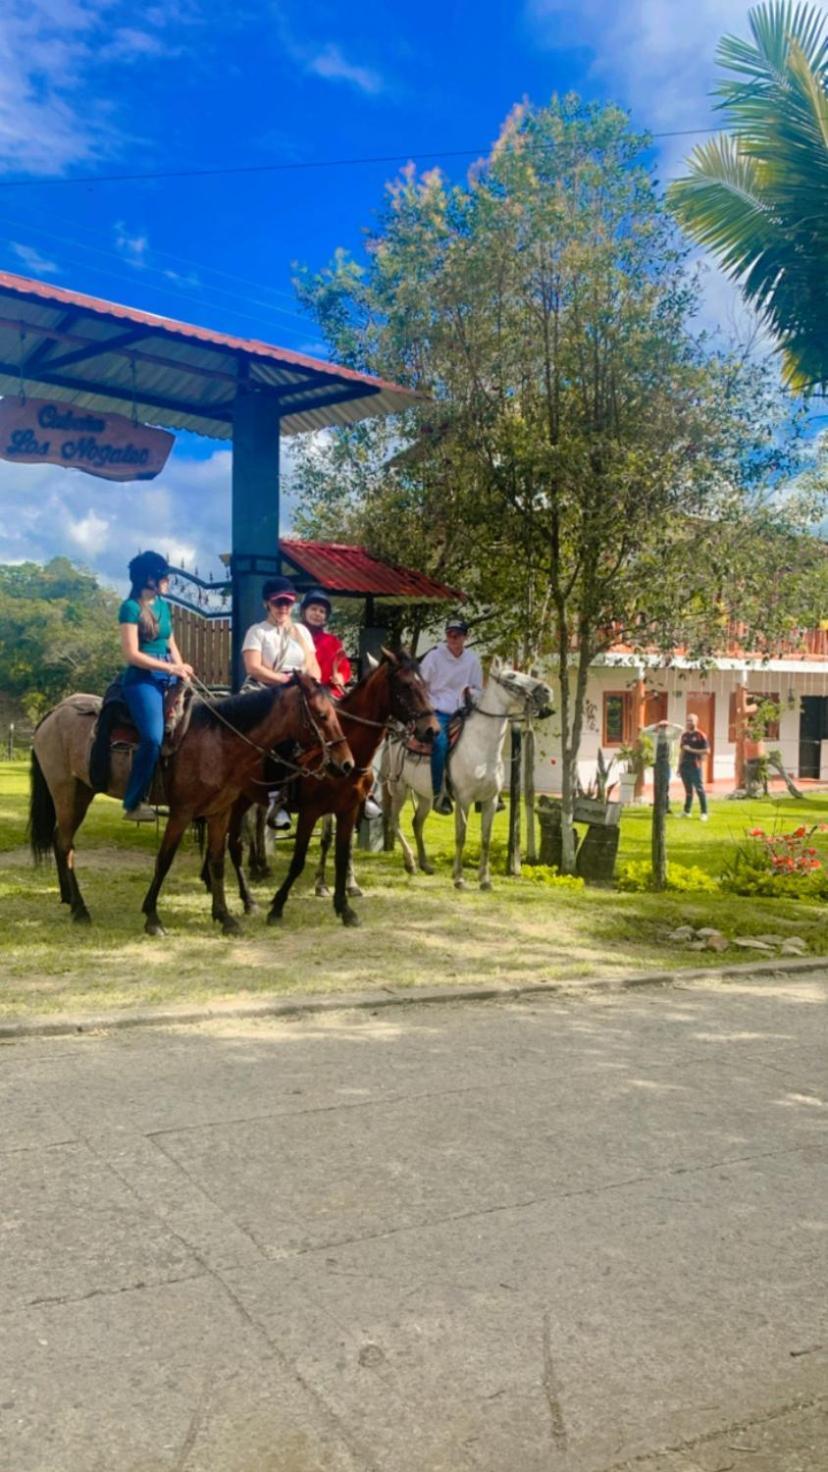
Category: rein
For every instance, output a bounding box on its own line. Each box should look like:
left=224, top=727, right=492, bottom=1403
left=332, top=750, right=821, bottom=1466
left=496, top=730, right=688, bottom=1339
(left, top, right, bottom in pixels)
left=188, top=673, right=338, bottom=783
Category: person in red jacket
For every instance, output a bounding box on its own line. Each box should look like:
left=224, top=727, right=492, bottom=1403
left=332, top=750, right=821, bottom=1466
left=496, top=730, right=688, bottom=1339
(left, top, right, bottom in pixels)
left=299, top=589, right=352, bottom=697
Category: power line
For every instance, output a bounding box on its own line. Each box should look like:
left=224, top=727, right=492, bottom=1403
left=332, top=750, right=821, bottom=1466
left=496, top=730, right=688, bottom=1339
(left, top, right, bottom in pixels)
left=0, top=129, right=720, bottom=191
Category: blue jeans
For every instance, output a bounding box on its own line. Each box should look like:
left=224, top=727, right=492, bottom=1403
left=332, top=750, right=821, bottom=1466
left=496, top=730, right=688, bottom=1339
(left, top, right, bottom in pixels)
left=122, top=671, right=171, bottom=810
left=430, top=712, right=453, bottom=797
left=680, top=762, right=708, bottom=815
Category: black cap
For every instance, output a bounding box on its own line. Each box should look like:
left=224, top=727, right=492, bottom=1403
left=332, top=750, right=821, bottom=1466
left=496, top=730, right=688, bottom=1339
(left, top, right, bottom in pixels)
left=300, top=588, right=332, bottom=615
left=262, top=576, right=297, bottom=603
left=445, top=617, right=469, bottom=634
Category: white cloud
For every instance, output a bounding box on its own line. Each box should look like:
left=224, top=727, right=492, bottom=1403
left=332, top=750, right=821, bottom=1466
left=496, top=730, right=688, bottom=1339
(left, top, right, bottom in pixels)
left=526, top=0, right=749, bottom=145
left=307, top=43, right=384, bottom=95
left=66, top=508, right=109, bottom=554
left=10, top=243, right=60, bottom=276
left=114, top=221, right=149, bottom=268
left=0, top=2, right=197, bottom=175
left=525, top=1, right=764, bottom=341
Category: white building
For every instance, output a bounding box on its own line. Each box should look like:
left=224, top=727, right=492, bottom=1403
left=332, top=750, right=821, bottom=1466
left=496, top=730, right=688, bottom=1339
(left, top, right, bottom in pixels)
left=534, top=638, right=828, bottom=795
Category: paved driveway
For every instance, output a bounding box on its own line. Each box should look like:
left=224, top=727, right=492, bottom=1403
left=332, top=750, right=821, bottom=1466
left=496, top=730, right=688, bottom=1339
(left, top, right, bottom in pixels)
left=1, top=972, right=826, bottom=1470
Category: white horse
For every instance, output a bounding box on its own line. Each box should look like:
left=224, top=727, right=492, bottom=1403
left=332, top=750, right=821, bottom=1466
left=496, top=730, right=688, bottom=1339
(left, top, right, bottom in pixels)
left=381, top=659, right=553, bottom=890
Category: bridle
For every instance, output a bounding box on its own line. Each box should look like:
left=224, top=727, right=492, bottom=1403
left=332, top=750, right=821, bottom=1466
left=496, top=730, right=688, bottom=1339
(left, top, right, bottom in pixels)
left=470, top=670, right=552, bottom=721
left=189, top=672, right=347, bottom=783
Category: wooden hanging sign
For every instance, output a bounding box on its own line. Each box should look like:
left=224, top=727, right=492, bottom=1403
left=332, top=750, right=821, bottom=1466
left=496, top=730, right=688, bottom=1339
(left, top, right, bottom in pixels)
left=0, top=397, right=174, bottom=481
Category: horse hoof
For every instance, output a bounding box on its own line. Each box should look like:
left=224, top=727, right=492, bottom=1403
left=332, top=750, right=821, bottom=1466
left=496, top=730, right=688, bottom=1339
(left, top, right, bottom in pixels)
left=221, top=918, right=242, bottom=937
left=419, top=862, right=435, bottom=876
left=72, top=907, right=91, bottom=925
left=404, top=863, right=416, bottom=877
left=479, top=879, right=493, bottom=892
left=454, top=879, right=467, bottom=891
left=315, top=884, right=331, bottom=898
left=267, top=910, right=283, bottom=926
left=145, top=918, right=166, bottom=937
left=346, top=884, right=363, bottom=898
left=243, top=900, right=259, bottom=915
left=341, top=908, right=361, bottom=928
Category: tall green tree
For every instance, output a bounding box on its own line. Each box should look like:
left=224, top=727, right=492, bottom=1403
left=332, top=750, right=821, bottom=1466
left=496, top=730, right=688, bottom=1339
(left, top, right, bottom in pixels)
left=0, top=558, right=121, bottom=720
left=295, top=96, right=817, bottom=871
left=669, top=1, right=828, bottom=391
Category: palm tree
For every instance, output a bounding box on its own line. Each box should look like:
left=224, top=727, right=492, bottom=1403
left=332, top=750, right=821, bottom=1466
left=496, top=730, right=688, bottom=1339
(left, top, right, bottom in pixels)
left=669, top=2, right=828, bottom=392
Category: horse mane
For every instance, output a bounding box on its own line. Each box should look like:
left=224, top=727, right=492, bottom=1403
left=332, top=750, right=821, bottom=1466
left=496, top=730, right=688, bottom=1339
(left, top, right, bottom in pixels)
left=191, top=685, right=291, bottom=735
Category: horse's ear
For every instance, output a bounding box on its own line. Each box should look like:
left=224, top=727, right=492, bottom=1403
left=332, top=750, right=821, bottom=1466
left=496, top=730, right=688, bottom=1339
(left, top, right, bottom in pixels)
left=380, top=646, right=398, bottom=665
left=365, top=652, right=379, bottom=670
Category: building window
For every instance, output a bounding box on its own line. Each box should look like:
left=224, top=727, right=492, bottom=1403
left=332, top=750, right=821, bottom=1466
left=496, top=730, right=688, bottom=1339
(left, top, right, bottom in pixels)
left=603, top=691, right=631, bottom=746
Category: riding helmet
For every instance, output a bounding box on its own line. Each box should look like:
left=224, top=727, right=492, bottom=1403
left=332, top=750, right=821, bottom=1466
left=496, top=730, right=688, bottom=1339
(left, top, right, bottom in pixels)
left=300, top=587, right=332, bottom=616
left=128, top=549, right=170, bottom=591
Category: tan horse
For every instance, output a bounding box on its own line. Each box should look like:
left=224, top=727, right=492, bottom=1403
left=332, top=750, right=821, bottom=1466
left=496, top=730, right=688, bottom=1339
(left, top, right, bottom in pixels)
left=29, top=675, right=354, bottom=935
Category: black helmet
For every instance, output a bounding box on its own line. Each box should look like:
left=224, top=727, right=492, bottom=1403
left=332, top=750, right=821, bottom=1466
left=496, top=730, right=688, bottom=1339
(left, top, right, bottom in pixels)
left=128, top=550, right=169, bottom=591
left=300, top=587, right=332, bottom=616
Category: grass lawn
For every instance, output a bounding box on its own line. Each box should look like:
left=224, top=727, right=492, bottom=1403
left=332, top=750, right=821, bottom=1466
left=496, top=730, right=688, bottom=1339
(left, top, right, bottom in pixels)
left=2, top=758, right=827, bottom=1019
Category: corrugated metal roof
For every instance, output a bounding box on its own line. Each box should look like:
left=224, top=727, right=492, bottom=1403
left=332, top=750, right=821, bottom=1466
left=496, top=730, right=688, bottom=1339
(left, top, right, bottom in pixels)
left=280, top=539, right=462, bottom=603
left=0, top=270, right=420, bottom=439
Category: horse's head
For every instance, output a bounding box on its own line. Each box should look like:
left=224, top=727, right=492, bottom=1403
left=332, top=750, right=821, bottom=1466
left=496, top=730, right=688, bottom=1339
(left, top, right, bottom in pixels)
left=488, top=658, right=554, bottom=720
left=381, top=647, right=440, bottom=743
left=292, top=671, right=355, bottom=776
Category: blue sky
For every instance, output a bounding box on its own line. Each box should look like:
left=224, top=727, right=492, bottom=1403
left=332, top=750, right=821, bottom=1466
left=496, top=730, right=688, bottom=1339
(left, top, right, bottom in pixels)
left=0, top=0, right=766, bottom=588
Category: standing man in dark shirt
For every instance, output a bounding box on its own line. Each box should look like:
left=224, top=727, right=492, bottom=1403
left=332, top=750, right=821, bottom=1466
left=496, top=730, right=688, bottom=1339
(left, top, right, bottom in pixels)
left=678, top=713, right=710, bottom=820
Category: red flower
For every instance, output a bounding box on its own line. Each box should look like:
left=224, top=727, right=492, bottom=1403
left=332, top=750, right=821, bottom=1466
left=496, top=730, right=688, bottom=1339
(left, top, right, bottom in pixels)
left=748, top=828, right=766, bottom=838
left=793, top=826, right=808, bottom=839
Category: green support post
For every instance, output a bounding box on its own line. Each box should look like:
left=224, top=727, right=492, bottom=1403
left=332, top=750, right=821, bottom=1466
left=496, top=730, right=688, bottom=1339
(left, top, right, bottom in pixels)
left=231, top=384, right=282, bottom=690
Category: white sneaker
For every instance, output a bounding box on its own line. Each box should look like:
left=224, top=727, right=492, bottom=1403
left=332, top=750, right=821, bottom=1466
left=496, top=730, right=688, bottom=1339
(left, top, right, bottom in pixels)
left=364, top=798, right=382, bottom=820
left=700, top=813, right=709, bottom=822
left=123, top=804, right=156, bottom=823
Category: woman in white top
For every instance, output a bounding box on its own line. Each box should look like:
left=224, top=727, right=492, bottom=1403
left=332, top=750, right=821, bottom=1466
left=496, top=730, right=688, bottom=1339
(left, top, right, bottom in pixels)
left=241, top=576, right=321, bottom=689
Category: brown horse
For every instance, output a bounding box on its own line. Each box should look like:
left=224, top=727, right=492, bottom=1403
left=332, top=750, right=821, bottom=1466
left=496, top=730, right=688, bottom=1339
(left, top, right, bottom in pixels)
left=29, top=674, right=354, bottom=936
left=211, top=651, right=438, bottom=928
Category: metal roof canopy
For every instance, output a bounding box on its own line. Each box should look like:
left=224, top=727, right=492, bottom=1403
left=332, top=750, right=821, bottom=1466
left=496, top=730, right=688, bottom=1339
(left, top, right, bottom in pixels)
left=280, top=540, right=461, bottom=605
left=0, top=270, right=421, bottom=685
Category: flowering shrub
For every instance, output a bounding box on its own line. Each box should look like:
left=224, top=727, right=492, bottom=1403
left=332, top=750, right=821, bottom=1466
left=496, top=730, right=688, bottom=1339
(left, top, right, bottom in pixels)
left=720, top=822, right=828, bottom=899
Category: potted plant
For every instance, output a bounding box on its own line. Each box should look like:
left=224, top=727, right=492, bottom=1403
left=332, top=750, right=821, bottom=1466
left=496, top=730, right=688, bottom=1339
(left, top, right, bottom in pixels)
left=573, top=748, right=621, bottom=825
left=617, top=733, right=654, bottom=806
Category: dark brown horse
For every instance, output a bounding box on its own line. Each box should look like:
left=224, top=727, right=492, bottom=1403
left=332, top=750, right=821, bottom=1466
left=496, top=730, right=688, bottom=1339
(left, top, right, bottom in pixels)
left=29, top=673, right=354, bottom=936
left=212, top=651, right=438, bottom=928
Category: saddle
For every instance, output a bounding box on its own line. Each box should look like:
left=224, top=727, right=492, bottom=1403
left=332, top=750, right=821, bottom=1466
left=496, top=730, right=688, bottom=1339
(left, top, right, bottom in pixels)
left=403, top=709, right=465, bottom=758
left=89, top=678, right=194, bottom=793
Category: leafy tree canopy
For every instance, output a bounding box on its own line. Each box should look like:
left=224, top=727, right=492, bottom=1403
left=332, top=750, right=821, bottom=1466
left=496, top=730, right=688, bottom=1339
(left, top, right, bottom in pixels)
left=0, top=558, right=121, bottom=720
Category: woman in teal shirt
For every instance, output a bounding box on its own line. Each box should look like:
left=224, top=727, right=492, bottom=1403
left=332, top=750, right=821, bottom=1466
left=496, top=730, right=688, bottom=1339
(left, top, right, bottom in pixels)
left=119, top=550, right=194, bottom=821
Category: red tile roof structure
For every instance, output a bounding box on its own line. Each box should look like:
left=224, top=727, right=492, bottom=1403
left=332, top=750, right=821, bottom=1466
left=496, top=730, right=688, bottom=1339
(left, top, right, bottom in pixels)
left=279, top=540, right=462, bottom=604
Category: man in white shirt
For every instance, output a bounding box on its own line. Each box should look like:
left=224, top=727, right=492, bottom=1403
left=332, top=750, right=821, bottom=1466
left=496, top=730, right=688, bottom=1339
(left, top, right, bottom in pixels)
left=420, top=617, right=483, bottom=815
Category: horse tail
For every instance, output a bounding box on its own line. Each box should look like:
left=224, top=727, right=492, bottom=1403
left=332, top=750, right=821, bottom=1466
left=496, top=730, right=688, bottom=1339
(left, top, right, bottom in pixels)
left=28, top=750, right=56, bottom=864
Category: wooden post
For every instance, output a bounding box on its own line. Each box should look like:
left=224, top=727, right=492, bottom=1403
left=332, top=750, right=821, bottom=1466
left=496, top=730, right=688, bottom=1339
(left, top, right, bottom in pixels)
left=523, top=722, right=537, bottom=863
left=651, top=732, right=669, bottom=889
left=507, top=723, right=522, bottom=876
left=231, top=384, right=281, bottom=691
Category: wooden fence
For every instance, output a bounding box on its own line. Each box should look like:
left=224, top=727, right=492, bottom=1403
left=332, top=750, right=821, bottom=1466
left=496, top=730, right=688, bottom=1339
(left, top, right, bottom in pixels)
left=171, top=607, right=231, bottom=689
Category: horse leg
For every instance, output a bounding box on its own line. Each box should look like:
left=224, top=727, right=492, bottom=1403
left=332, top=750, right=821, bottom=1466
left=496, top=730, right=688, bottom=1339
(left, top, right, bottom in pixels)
left=141, top=811, right=190, bottom=936
left=412, top=792, right=435, bottom=875
left=315, top=813, right=333, bottom=896
left=206, top=812, right=243, bottom=936
left=229, top=807, right=258, bottom=914
left=333, top=810, right=361, bottom=927
left=268, top=811, right=315, bottom=925
left=478, top=797, right=497, bottom=891
left=54, top=782, right=94, bottom=922
left=247, top=806, right=271, bottom=881
left=453, top=801, right=470, bottom=890
left=391, top=785, right=417, bottom=875
left=346, top=849, right=362, bottom=899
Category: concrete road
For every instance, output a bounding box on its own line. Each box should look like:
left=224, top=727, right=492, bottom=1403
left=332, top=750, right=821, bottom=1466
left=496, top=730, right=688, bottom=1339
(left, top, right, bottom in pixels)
left=1, top=971, right=826, bottom=1472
